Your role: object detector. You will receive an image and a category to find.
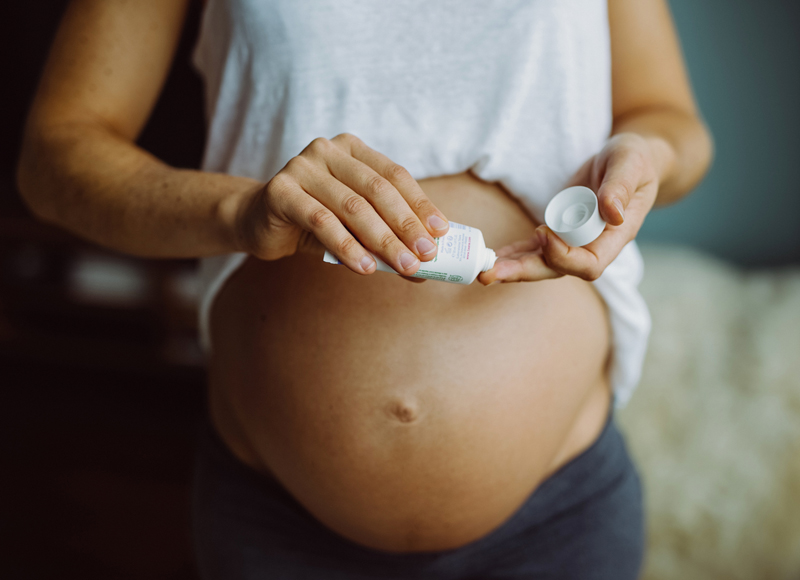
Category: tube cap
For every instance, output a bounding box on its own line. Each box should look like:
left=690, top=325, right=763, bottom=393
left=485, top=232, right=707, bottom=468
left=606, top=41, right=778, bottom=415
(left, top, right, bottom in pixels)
left=544, top=186, right=606, bottom=247
left=482, top=248, right=497, bottom=272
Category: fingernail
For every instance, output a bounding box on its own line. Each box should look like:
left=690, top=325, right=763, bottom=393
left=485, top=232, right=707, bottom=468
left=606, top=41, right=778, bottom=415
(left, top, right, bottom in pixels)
left=360, top=255, right=375, bottom=272
left=537, top=229, right=548, bottom=248
left=613, top=198, right=625, bottom=221
left=399, top=252, right=418, bottom=270
left=428, top=215, right=448, bottom=231
left=415, top=238, right=437, bottom=256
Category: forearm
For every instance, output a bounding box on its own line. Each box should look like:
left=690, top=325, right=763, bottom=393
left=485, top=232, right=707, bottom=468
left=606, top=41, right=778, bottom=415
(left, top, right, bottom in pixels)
left=611, top=106, right=713, bottom=206
left=17, top=121, right=259, bottom=258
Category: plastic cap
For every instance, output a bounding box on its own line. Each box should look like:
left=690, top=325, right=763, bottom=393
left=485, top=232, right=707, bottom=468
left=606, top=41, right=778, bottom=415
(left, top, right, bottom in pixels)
left=544, top=186, right=606, bottom=247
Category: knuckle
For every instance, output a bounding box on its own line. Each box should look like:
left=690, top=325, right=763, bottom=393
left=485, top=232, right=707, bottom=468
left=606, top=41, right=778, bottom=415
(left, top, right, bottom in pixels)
left=285, top=155, right=310, bottom=174
left=308, top=207, right=335, bottom=230
left=376, top=230, right=396, bottom=252
left=386, top=163, right=411, bottom=183
left=621, top=145, right=645, bottom=168
left=342, top=194, right=370, bottom=217
left=366, top=174, right=393, bottom=198
left=397, top=215, right=420, bottom=236
left=604, top=180, right=625, bottom=195
left=266, top=173, right=292, bottom=199
left=307, top=137, right=331, bottom=154
left=332, top=132, right=358, bottom=146
left=335, top=235, right=359, bottom=257
left=409, top=195, right=432, bottom=214
left=605, top=182, right=631, bottom=201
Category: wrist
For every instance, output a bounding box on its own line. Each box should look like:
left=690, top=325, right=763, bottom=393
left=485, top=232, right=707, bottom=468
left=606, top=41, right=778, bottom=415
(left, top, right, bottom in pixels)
left=217, top=178, right=265, bottom=255
left=643, top=135, right=677, bottom=185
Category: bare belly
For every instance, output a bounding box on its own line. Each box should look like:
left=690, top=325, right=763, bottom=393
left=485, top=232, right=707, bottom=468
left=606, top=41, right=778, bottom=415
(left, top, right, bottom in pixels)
left=207, top=171, right=612, bottom=553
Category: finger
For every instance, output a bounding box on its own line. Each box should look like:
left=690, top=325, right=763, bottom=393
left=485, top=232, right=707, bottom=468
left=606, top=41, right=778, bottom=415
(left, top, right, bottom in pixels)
left=275, top=182, right=378, bottom=275
left=297, top=165, right=422, bottom=276
left=314, top=141, right=437, bottom=268
left=537, top=223, right=630, bottom=281
left=339, top=134, right=450, bottom=238
left=494, top=235, right=542, bottom=258
left=332, top=133, right=450, bottom=238
left=595, top=148, right=646, bottom=226
left=478, top=254, right=562, bottom=285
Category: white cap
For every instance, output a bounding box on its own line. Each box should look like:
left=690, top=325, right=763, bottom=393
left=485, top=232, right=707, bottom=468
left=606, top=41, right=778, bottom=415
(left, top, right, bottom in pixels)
left=544, top=186, right=606, bottom=247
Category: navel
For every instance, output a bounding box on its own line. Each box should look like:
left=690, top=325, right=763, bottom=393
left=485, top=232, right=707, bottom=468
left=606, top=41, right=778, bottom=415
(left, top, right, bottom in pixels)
left=385, top=399, right=419, bottom=424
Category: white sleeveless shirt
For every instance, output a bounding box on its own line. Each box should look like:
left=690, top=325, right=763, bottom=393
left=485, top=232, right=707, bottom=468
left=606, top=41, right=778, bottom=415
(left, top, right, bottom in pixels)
left=192, top=0, right=651, bottom=409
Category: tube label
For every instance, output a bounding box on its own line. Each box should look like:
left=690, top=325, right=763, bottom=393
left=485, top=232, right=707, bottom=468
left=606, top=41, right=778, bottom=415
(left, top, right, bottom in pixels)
left=323, top=221, right=486, bottom=285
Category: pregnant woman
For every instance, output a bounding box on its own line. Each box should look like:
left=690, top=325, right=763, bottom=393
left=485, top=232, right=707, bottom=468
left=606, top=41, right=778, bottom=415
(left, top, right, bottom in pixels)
left=18, top=0, right=712, bottom=577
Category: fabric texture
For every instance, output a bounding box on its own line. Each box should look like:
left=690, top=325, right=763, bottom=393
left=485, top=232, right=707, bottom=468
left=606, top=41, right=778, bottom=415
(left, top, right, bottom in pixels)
left=193, top=398, right=645, bottom=579
left=191, top=0, right=651, bottom=408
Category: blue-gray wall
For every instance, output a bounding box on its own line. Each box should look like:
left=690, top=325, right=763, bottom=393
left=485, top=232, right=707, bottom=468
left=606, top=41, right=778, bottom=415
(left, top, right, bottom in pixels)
left=638, top=0, right=800, bottom=267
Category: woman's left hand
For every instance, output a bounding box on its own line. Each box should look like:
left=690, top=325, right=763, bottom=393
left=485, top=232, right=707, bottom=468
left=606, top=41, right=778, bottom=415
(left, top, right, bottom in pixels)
left=479, top=133, right=666, bottom=285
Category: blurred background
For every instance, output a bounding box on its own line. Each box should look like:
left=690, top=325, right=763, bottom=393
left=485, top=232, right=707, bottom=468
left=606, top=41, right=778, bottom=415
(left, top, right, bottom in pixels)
left=1, top=1, right=798, bottom=579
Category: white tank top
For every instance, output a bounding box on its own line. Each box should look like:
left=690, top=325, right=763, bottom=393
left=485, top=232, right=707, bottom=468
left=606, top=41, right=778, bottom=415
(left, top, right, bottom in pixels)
left=192, top=0, right=651, bottom=408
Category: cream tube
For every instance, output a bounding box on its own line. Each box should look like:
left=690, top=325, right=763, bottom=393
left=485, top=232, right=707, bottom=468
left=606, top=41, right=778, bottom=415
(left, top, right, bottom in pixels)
left=323, top=222, right=497, bottom=285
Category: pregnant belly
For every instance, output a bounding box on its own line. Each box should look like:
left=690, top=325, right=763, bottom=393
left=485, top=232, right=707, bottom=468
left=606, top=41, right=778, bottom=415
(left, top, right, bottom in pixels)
left=206, top=171, right=612, bottom=553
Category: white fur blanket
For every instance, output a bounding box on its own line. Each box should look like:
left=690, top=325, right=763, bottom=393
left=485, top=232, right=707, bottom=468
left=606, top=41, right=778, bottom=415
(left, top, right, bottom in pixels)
left=617, top=246, right=800, bottom=580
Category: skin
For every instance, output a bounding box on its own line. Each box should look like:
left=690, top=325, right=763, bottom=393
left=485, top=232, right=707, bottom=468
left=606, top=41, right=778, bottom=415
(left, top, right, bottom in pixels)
left=17, top=0, right=711, bottom=275
left=18, top=0, right=712, bottom=554
left=481, top=0, right=714, bottom=284
left=205, top=175, right=616, bottom=551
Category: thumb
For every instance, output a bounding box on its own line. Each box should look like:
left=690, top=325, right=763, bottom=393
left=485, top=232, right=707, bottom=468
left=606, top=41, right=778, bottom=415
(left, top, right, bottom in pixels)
left=596, top=151, right=642, bottom=226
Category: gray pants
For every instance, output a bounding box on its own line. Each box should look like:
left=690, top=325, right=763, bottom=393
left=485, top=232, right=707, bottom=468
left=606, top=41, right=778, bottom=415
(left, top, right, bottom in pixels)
left=192, top=399, right=645, bottom=579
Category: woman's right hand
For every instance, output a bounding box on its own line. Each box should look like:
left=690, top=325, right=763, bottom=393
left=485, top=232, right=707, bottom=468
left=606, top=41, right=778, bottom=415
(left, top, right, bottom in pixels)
left=234, top=133, right=450, bottom=276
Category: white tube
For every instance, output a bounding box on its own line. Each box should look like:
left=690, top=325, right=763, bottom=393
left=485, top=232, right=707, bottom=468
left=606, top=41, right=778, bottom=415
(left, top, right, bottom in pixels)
left=323, top=221, right=497, bottom=285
